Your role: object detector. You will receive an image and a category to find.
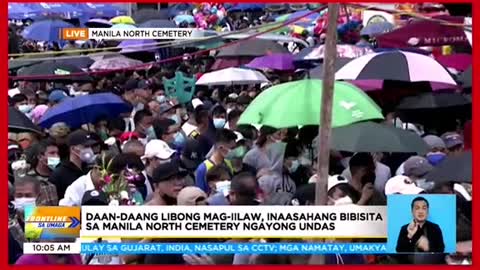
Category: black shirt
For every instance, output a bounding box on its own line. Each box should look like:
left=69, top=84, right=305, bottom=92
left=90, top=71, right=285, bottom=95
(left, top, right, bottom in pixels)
left=396, top=220, right=445, bottom=253
left=48, top=161, right=85, bottom=199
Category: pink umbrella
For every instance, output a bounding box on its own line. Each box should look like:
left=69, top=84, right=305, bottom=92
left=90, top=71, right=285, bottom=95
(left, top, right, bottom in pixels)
left=435, top=53, right=472, bottom=72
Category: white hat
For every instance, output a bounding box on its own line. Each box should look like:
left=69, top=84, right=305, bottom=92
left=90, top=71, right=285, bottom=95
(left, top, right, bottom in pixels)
left=191, top=98, right=203, bottom=109
left=141, top=140, right=176, bottom=160
left=385, top=175, right=424, bottom=195
left=328, top=175, right=349, bottom=192
left=234, top=131, right=244, bottom=143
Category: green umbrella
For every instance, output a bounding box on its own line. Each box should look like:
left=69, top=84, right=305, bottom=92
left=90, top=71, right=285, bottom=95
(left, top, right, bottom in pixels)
left=238, top=79, right=384, bottom=129
left=331, top=121, right=429, bottom=153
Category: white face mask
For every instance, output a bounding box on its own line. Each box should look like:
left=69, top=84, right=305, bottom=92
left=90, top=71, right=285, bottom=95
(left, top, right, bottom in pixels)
left=416, top=179, right=434, bottom=190
left=12, top=197, right=36, bottom=210
left=333, top=196, right=353, bottom=206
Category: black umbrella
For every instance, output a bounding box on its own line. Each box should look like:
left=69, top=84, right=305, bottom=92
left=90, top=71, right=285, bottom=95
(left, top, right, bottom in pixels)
left=216, top=39, right=288, bottom=57
left=396, top=93, right=472, bottom=125
left=308, top=58, right=353, bottom=79
left=426, top=151, right=471, bottom=183
left=15, top=61, right=93, bottom=82
left=132, top=9, right=169, bottom=23
left=330, top=121, right=429, bottom=153
left=397, top=92, right=471, bottom=110
left=139, top=19, right=177, bottom=28
left=9, top=59, right=39, bottom=71
left=9, top=106, right=43, bottom=135
left=458, top=65, right=472, bottom=88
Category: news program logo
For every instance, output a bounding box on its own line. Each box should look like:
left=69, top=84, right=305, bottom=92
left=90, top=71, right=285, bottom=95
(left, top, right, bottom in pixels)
left=25, top=207, right=81, bottom=240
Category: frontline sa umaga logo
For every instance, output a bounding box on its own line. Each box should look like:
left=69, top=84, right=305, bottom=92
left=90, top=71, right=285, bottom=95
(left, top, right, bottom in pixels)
left=24, top=207, right=81, bottom=240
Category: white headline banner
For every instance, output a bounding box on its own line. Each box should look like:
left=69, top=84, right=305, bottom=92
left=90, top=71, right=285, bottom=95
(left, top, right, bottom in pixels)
left=80, top=206, right=387, bottom=239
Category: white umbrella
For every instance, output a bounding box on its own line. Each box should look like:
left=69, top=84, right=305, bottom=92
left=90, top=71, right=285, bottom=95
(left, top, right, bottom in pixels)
left=90, top=55, right=143, bottom=71
left=196, top=67, right=270, bottom=86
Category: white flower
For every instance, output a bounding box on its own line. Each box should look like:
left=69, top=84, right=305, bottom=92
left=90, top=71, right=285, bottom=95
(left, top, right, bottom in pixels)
left=120, top=191, right=129, bottom=200
left=109, top=199, right=119, bottom=206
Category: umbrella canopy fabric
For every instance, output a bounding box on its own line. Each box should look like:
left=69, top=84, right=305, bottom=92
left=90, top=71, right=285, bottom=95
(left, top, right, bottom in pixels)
left=458, top=65, right=472, bottom=88
left=9, top=107, right=43, bottom=135
left=196, top=68, right=269, bottom=86
left=38, top=93, right=132, bottom=129
left=110, top=16, right=135, bottom=25
left=435, top=53, right=472, bottom=72
left=132, top=9, right=169, bottom=23
left=294, top=45, right=372, bottom=68
left=308, top=58, right=353, bottom=79
left=173, top=15, right=195, bottom=25
left=21, top=19, right=74, bottom=42
left=75, top=4, right=125, bottom=18
left=118, top=39, right=158, bottom=53
left=238, top=80, right=384, bottom=129
left=330, top=121, right=428, bottom=153
left=228, top=4, right=266, bottom=12
left=16, top=61, right=92, bottom=82
left=275, top=10, right=319, bottom=27
left=111, top=23, right=137, bottom=29
left=396, top=92, right=471, bottom=110
left=335, top=51, right=458, bottom=86
left=360, top=21, right=394, bottom=36
left=217, top=39, right=288, bottom=58
left=139, top=19, right=177, bottom=28
left=426, top=151, right=471, bottom=183
left=84, top=18, right=112, bottom=28
left=210, top=58, right=253, bottom=70
left=90, top=56, right=143, bottom=71
left=168, top=4, right=194, bottom=18
left=376, top=16, right=470, bottom=48
left=246, top=53, right=295, bottom=71
left=8, top=4, right=35, bottom=20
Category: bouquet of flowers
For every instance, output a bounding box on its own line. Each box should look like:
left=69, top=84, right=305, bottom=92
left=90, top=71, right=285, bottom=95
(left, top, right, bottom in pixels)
left=98, top=155, right=144, bottom=206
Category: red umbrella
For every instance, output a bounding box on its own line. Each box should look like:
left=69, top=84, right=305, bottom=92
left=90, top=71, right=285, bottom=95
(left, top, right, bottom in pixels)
left=435, top=53, right=472, bottom=72
left=376, top=16, right=470, bottom=48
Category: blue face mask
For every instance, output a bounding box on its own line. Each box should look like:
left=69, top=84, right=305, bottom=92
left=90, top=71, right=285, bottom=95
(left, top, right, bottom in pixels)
left=426, top=152, right=446, bottom=166
left=173, top=132, right=186, bottom=147
left=146, top=126, right=156, bottom=140
left=213, top=118, right=226, bottom=129
left=170, top=115, right=181, bottom=125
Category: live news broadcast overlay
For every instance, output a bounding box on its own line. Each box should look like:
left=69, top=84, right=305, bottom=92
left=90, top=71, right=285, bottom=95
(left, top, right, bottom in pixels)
left=23, top=197, right=455, bottom=255
left=61, top=28, right=207, bottom=40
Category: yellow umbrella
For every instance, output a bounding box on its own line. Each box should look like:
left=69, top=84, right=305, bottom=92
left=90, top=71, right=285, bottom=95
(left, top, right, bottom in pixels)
left=291, top=25, right=306, bottom=35
left=110, top=16, right=135, bottom=25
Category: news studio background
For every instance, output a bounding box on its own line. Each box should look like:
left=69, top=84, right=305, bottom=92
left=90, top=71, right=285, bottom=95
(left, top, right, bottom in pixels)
left=8, top=2, right=472, bottom=266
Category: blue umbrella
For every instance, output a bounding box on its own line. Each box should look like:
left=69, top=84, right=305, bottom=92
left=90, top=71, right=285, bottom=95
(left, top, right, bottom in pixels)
left=74, top=4, right=126, bottom=18
left=275, top=10, right=319, bottom=27
left=168, top=4, right=193, bottom=18
left=22, top=19, right=74, bottom=42
left=8, top=4, right=36, bottom=20
left=174, top=15, right=194, bottom=25
left=26, top=3, right=83, bottom=18
left=228, top=4, right=265, bottom=12
left=38, top=93, right=132, bottom=129
left=360, top=21, right=394, bottom=37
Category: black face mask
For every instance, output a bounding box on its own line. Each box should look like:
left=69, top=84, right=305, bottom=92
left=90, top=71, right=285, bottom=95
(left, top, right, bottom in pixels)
left=162, top=195, right=177, bottom=206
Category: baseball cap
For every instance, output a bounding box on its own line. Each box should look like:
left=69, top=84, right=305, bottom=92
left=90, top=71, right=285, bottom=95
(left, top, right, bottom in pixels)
left=181, top=139, right=202, bottom=170
left=403, top=156, right=433, bottom=177
left=67, top=129, right=97, bottom=147
left=152, top=160, right=188, bottom=183
left=82, top=190, right=109, bottom=206
left=177, top=187, right=207, bottom=205
left=123, top=79, right=139, bottom=92
left=159, top=102, right=174, bottom=115
left=385, top=175, right=424, bottom=195
left=441, top=132, right=464, bottom=149
left=423, top=135, right=446, bottom=150
left=142, top=139, right=176, bottom=160
left=328, top=175, right=349, bottom=192
left=48, top=90, right=68, bottom=103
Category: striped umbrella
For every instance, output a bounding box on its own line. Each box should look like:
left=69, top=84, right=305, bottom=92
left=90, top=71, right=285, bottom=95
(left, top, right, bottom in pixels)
left=335, top=51, right=457, bottom=88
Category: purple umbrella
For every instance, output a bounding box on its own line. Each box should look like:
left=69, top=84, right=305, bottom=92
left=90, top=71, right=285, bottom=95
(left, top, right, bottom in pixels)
left=246, top=53, right=294, bottom=71
left=118, top=39, right=158, bottom=53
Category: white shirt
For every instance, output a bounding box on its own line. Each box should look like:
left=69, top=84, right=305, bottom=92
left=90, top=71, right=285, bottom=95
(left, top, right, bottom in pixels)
left=59, top=172, right=95, bottom=206
left=182, top=121, right=197, bottom=137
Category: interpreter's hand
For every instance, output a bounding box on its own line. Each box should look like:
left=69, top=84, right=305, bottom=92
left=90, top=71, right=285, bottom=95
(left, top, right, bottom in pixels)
left=359, top=183, right=375, bottom=203
left=416, top=236, right=430, bottom=251
left=407, top=221, right=418, bottom=239
left=182, top=254, right=215, bottom=265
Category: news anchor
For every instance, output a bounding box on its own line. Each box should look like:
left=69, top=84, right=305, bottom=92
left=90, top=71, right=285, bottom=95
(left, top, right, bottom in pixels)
left=396, top=197, right=445, bottom=253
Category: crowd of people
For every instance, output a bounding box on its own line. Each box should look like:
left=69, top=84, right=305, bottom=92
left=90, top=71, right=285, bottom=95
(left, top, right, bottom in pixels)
left=8, top=3, right=472, bottom=266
